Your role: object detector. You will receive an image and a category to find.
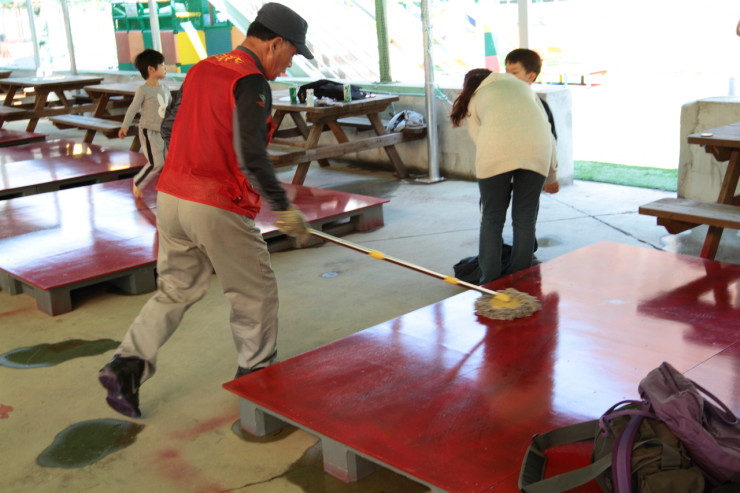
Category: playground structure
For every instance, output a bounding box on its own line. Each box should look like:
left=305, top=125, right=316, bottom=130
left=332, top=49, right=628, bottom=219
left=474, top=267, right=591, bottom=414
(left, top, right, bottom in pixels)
left=111, top=0, right=242, bottom=73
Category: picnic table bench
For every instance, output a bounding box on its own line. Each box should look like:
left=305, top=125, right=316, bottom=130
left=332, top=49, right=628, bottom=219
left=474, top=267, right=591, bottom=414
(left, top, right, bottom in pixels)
left=640, top=122, right=740, bottom=259
left=49, top=114, right=137, bottom=143
left=49, top=80, right=182, bottom=151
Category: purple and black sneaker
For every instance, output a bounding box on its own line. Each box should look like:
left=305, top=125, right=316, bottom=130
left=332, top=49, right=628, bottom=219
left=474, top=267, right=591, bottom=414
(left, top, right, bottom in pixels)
left=98, top=356, right=144, bottom=418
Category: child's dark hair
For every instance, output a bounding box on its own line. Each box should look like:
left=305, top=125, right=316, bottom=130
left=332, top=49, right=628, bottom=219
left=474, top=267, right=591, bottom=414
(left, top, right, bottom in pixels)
left=134, top=49, right=165, bottom=79
left=505, top=48, right=542, bottom=77
left=450, top=68, right=492, bottom=127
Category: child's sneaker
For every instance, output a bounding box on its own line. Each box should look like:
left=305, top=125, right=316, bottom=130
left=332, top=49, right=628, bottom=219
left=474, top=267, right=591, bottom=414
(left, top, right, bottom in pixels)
left=98, top=356, right=144, bottom=418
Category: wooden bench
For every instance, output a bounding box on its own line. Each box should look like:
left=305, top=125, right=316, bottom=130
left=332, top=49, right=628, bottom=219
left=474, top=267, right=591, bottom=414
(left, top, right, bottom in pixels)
left=268, top=119, right=427, bottom=184
left=267, top=130, right=421, bottom=169
left=639, top=198, right=740, bottom=234
left=274, top=117, right=426, bottom=138
left=49, top=114, right=134, bottom=141
left=0, top=106, right=32, bottom=123
left=49, top=114, right=138, bottom=150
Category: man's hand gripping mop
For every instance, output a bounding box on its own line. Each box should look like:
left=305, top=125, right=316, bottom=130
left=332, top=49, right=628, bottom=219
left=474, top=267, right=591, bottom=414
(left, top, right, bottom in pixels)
left=308, top=229, right=541, bottom=321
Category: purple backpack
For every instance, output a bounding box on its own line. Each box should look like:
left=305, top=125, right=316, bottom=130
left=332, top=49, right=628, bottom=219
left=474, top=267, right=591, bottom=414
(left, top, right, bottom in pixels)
left=519, top=362, right=739, bottom=492
left=638, top=362, right=740, bottom=486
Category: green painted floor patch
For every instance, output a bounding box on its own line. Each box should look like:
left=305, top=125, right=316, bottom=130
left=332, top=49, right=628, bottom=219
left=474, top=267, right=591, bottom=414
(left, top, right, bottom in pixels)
left=574, top=161, right=678, bottom=192
left=37, top=419, right=145, bottom=468
left=0, top=339, right=120, bottom=368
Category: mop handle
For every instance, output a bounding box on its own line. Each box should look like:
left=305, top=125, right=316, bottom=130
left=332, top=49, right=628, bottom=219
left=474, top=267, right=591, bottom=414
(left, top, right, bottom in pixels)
left=308, top=229, right=508, bottom=300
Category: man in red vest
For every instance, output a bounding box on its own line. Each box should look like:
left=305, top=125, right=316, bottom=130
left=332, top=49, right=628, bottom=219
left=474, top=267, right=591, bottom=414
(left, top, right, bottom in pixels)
left=99, top=3, right=313, bottom=418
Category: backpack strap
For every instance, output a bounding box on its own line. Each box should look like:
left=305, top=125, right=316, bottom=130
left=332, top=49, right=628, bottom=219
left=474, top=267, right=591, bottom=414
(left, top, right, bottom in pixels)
left=612, top=414, right=644, bottom=493
left=692, top=380, right=739, bottom=425
left=604, top=402, right=664, bottom=493
left=519, top=419, right=613, bottom=493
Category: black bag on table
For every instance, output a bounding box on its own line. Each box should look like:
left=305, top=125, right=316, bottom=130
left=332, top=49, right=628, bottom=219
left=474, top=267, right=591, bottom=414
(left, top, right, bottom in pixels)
left=297, top=79, right=366, bottom=103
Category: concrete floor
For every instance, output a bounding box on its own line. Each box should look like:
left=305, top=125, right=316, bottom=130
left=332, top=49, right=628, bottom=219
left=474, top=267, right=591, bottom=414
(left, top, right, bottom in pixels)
left=1, top=121, right=739, bottom=493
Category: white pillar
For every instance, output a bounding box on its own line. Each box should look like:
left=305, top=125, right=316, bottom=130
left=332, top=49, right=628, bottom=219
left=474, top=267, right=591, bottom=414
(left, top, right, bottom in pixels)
left=148, top=0, right=162, bottom=52
left=418, top=0, right=444, bottom=183
left=518, top=0, right=529, bottom=48
left=60, top=0, right=77, bottom=74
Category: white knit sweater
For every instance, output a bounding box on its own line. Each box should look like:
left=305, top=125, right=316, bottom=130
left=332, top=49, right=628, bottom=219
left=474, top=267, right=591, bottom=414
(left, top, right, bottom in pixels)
left=466, top=72, right=557, bottom=184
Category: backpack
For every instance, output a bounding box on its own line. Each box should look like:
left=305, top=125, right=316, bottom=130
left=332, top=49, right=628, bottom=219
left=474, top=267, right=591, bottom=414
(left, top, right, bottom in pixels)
left=518, top=400, right=705, bottom=492
left=452, top=256, right=481, bottom=284
left=518, top=361, right=740, bottom=492
left=452, top=244, right=513, bottom=284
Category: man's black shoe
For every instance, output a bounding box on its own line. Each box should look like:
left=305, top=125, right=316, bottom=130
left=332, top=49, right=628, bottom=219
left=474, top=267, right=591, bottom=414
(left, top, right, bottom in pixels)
left=234, top=366, right=265, bottom=379
left=98, top=356, right=144, bottom=418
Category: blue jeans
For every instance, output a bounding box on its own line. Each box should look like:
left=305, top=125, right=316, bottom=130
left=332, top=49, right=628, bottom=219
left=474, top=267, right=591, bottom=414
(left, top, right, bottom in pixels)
left=478, top=169, right=546, bottom=284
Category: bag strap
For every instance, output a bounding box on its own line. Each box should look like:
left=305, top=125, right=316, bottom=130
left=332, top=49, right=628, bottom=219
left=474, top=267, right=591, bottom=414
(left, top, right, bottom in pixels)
left=692, top=379, right=739, bottom=425
left=519, top=420, right=613, bottom=493
left=612, top=414, right=644, bottom=493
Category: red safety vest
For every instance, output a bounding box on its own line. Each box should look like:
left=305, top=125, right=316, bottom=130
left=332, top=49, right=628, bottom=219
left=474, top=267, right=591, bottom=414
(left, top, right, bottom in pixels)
left=157, top=48, right=275, bottom=218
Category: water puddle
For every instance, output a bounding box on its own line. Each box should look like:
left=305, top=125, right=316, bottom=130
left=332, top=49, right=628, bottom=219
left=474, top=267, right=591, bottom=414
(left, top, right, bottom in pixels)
left=536, top=236, right=562, bottom=247
left=37, top=419, right=145, bottom=468
left=0, top=339, right=119, bottom=369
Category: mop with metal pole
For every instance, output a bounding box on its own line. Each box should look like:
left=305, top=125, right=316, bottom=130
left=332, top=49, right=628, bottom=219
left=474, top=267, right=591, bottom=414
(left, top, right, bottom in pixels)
left=308, top=229, right=541, bottom=321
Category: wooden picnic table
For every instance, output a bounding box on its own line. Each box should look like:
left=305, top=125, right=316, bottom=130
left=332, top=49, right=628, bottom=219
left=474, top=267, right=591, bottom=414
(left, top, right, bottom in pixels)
left=85, top=80, right=182, bottom=118
left=640, top=121, right=740, bottom=259
left=0, top=75, right=103, bottom=132
left=269, top=92, right=425, bottom=185
left=50, top=80, right=182, bottom=151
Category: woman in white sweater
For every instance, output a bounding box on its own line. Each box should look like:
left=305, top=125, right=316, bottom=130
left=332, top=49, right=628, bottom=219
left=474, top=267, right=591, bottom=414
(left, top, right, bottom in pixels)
left=451, top=68, right=558, bottom=283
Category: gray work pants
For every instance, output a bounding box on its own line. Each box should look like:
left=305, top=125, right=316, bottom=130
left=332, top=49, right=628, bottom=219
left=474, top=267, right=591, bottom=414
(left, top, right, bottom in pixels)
left=117, top=192, right=278, bottom=382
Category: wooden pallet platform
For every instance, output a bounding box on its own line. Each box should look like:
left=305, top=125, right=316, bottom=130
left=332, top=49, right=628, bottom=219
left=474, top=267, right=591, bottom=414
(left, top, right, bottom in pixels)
left=0, top=179, right=387, bottom=315
left=0, top=139, right=146, bottom=199
left=224, top=242, right=740, bottom=493
left=0, top=129, right=45, bottom=147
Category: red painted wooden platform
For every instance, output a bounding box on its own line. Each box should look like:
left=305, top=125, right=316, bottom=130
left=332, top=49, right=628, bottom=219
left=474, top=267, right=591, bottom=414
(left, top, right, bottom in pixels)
left=0, top=139, right=145, bottom=199
left=224, top=242, right=740, bottom=493
left=0, top=179, right=387, bottom=315
left=0, top=129, right=45, bottom=147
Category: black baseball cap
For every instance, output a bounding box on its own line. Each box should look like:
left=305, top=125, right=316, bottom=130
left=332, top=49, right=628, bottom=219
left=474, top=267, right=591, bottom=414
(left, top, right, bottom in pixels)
left=254, top=3, right=313, bottom=59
